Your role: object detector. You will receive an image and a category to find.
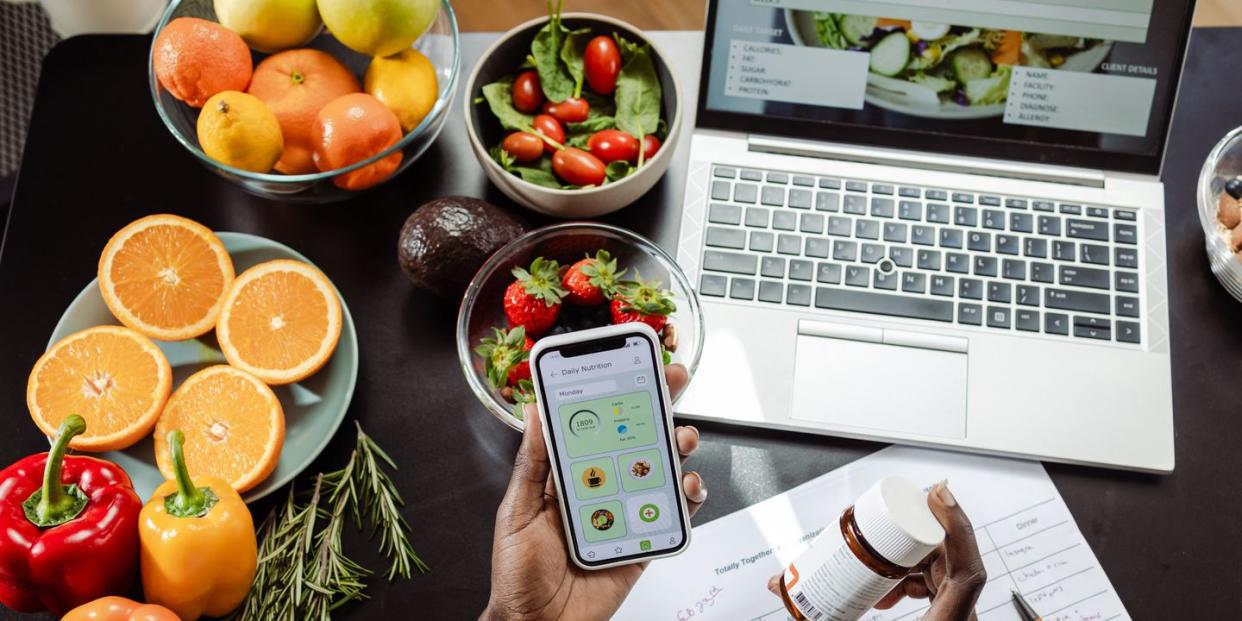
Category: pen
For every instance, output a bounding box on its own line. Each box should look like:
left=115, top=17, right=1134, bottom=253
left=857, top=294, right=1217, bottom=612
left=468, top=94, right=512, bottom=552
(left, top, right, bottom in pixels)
left=1011, top=590, right=1043, bottom=621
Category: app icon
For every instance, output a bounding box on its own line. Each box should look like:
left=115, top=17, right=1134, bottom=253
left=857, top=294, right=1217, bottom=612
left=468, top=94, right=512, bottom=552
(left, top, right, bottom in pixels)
left=582, top=466, right=606, bottom=489
left=638, top=503, right=660, bottom=523
left=639, top=540, right=652, bottom=551
left=571, top=458, right=618, bottom=500
left=579, top=501, right=627, bottom=543
left=619, top=449, right=665, bottom=492
left=591, top=509, right=615, bottom=531
left=628, top=493, right=671, bottom=534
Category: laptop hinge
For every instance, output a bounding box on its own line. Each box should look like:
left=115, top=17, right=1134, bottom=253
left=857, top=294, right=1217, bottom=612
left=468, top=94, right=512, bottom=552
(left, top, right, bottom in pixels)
left=748, top=134, right=1107, bottom=189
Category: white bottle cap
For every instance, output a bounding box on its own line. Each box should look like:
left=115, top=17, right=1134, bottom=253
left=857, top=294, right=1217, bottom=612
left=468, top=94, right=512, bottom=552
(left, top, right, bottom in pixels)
left=853, top=477, right=946, bottom=568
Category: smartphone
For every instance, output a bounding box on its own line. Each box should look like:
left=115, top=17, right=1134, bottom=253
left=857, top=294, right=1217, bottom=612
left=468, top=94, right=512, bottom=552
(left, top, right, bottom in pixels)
left=529, top=323, right=692, bottom=570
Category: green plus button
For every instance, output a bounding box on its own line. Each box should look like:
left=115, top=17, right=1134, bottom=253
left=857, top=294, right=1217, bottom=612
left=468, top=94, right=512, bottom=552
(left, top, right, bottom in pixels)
left=638, top=503, right=660, bottom=523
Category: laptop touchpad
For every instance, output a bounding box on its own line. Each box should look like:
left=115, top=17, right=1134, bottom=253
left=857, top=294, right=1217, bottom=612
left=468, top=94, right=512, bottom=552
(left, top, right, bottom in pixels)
left=791, top=333, right=968, bottom=440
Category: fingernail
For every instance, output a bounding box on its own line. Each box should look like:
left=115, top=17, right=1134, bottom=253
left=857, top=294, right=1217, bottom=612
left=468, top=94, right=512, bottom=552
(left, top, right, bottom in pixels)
left=687, top=425, right=700, bottom=439
left=690, top=472, right=707, bottom=501
left=936, top=482, right=957, bottom=507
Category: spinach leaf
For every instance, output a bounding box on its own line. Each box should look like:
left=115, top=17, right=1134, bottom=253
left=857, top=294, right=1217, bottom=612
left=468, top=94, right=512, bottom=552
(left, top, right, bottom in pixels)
left=514, top=166, right=564, bottom=188
left=614, top=44, right=662, bottom=164
left=567, top=115, right=615, bottom=134
left=614, top=33, right=643, bottom=65
left=481, top=79, right=534, bottom=131
left=561, top=27, right=591, bottom=99
left=605, top=160, right=635, bottom=182
left=530, top=0, right=574, bottom=102
left=566, top=133, right=592, bottom=149
left=583, top=91, right=615, bottom=118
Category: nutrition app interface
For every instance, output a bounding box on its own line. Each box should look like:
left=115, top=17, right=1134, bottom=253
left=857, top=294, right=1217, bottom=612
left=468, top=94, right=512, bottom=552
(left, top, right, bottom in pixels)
left=538, top=336, right=685, bottom=564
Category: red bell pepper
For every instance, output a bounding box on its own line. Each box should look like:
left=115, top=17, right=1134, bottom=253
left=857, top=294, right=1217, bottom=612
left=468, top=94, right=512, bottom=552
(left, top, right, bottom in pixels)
left=0, top=415, right=142, bottom=614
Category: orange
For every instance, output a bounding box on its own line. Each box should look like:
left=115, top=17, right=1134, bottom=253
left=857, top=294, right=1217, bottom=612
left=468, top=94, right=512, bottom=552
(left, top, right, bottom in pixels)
left=27, top=326, right=173, bottom=452
left=216, top=259, right=342, bottom=385
left=99, top=214, right=235, bottom=341
left=154, top=365, right=284, bottom=493
left=311, top=93, right=403, bottom=190
left=248, top=49, right=361, bottom=174
left=153, top=17, right=253, bottom=108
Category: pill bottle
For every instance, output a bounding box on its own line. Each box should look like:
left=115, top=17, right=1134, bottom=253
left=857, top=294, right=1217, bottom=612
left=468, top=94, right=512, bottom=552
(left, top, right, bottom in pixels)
left=779, top=477, right=945, bottom=621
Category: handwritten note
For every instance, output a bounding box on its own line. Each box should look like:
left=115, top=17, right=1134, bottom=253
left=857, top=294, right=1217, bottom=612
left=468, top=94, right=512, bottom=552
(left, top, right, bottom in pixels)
left=617, top=446, right=1128, bottom=621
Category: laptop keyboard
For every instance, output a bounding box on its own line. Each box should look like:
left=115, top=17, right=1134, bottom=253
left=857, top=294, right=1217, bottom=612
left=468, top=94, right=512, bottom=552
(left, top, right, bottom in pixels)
left=699, top=165, right=1142, bottom=345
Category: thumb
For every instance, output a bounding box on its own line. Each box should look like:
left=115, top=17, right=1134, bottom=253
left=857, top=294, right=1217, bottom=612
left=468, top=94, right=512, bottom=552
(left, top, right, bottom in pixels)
left=924, top=483, right=986, bottom=621
left=496, top=405, right=552, bottom=535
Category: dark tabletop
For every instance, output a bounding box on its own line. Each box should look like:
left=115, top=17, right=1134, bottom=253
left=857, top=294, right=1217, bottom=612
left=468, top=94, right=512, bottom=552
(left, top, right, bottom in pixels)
left=2, top=28, right=1241, bottom=620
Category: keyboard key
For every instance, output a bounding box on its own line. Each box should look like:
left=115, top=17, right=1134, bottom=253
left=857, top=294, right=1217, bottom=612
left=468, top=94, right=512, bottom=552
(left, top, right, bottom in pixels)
left=792, top=175, right=815, bottom=187
left=1059, top=203, right=1082, bottom=215
left=844, top=194, right=867, bottom=214
left=767, top=172, right=789, bottom=184
left=1032, top=201, right=1055, bottom=212
left=846, top=180, right=868, bottom=192
left=1052, top=241, right=1076, bottom=261
left=1080, top=243, right=1109, bottom=265
left=1016, top=285, right=1039, bottom=306
left=1059, top=266, right=1109, bottom=290
left=871, top=198, right=895, bottom=218
left=834, top=240, right=859, bottom=261
left=1117, top=321, right=1141, bottom=344
left=927, top=203, right=951, bottom=224
left=996, top=235, right=1020, bottom=255
left=1006, top=198, right=1028, bottom=209
left=816, top=192, right=840, bottom=212
left=856, top=219, right=881, bottom=240
left=817, top=262, right=842, bottom=284
left=982, top=209, right=1006, bottom=230
left=917, top=249, right=942, bottom=271
left=911, top=225, right=936, bottom=246
left=1086, top=206, right=1109, bottom=218
left=706, top=226, right=746, bottom=249
left=730, top=278, right=755, bottom=300
left=872, top=183, right=894, bottom=195
left=1045, top=312, right=1069, bottom=335
left=711, top=180, right=731, bottom=201
left=733, top=183, right=758, bottom=204
left=844, top=266, right=870, bottom=287
left=1024, top=238, right=1047, bottom=258
left=988, top=282, right=1012, bottom=303
left=1115, top=271, right=1139, bottom=293
left=974, top=256, right=998, bottom=277
left=762, top=186, right=785, bottom=206
left=927, top=189, right=948, bottom=201
left=890, top=247, right=914, bottom=268
left=745, top=207, right=770, bottom=228
left=777, top=234, right=802, bottom=255
left=1115, top=210, right=1137, bottom=221
left=954, top=206, right=978, bottom=227
left=713, top=166, right=736, bottom=179
left=758, top=280, right=783, bottom=303
left=861, top=244, right=886, bottom=264
left=967, top=231, right=991, bottom=252
left=740, top=169, right=762, bottom=181
left=789, top=189, right=813, bottom=209
left=815, top=287, right=954, bottom=322
left=1045, top=288, right=1109, bottom=313
left=899, top=186, right=921, bottom=198
left=1115, top=247, right=1138, bottom=268
left=939, top=228, right=964, bottom=249
left=789, top=259, right=814, bottom=281
left=1009, top=212, right=1034, bottom=233
left=1037, top=215, right=1062, bottom=236
left=987, top=306, right=1012, bottom=329
left=946, top=253, right=970, bottom=274
left=828, top=216, right=852, bottom=236
left=708, top=203, right=742, bottom=225
left=773, top=211, right=797, bottom=231
left=1115, top=223, right=1137, bottom=245
left=1031, top=262, right=1054, bottom=283
left=1067, top=219, right=1109, bottom=241
left=1073, top=316, right=1111, bottom=340
left=800, top=213, right=825, bottom=234
left=704, top=250, right=758, bottom=275
left=959, top=278, right=983, bottom=300
left=980, top=195, right=1002, bottom=206
left=898, top=201, right=923, bottom=221
left=1016, top=309, right=1040, bottom=332
left=902, top=272, right=927, bottom=293
left=952, top=192, right=975, bottom=204
left=787, top=284, right=812, bottom=306
left=958, top=303, right=983, bottom=325
left=1002, top=259, right=1026, bottom=280
left=750, top=231, right=774, bottom=252
left=700, top=274, right=726, bottom=296
left=761, top=256, right=786, bottom=278
left=806, top=237, right=830, bottom=258
left=1116, top=296, right=1140, bottom=317
left=818, top=177, right=842, bottom=189
left=883, top=222, right=908, bottom=243
left=931, top=275, right=955, bottom=296
left=874, top=270, right=899, bottom=290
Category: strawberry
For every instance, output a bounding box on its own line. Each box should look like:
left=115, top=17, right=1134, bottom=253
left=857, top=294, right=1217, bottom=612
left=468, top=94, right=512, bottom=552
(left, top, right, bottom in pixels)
left=562, top=250, right=626, bottom=306
left=504, top=257, right=566, bottom=337
left=610, top=274, right=676, bottom=332
left=474, top=326, right=535, bottom=389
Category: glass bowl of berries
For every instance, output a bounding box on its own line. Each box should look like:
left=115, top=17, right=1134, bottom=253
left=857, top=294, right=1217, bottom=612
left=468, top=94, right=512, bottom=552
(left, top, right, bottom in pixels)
left=456, top=223, right=703, bottom=430
left=1199, top=126, right=1242, bottom=301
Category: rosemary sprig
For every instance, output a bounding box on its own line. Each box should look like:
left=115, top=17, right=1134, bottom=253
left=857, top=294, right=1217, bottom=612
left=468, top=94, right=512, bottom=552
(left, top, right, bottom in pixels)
left=228, top=424, right=428, bottom=621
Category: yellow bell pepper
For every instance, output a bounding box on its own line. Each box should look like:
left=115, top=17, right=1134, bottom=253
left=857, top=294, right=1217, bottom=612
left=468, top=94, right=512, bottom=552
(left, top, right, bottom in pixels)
left=139, top=431, right=257, bottom=620
left=61, top=596, right=179, bottom=621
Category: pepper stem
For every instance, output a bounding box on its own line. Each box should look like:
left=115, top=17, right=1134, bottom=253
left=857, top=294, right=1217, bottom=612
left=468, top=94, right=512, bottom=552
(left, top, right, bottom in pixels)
left=23, top=415, right=88, bottom=528
left=163, top=430, right=218, bottom=518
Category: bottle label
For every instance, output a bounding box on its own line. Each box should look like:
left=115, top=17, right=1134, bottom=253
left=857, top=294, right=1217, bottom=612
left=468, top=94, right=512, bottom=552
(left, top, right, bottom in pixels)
left=784, top=524, right=899, bottom=621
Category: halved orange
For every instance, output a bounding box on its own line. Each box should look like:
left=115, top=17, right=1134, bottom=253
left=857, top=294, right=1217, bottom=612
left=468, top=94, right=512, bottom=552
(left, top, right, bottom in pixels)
left=154, top=365, right=284, bottom=493
left=27, top=325, right=173, bottom=451
left=216, top=259, right=342, bottom=385
left=98, top=214, right=235, bottom=341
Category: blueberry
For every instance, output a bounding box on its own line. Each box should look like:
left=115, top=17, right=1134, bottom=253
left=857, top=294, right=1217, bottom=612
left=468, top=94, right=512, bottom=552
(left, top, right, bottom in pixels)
left=1227, top=178, right=1242, bottom=200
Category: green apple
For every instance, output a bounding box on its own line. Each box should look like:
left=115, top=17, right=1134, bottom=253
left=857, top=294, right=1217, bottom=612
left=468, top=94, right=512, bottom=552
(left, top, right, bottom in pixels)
left=214, top=0, right=323, bottom=53
left=317, top=0, right=439, bottom=57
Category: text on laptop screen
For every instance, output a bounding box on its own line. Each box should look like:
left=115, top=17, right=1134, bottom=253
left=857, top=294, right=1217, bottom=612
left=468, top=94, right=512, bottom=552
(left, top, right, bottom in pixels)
left=702, top=0, right=1194, bottom=171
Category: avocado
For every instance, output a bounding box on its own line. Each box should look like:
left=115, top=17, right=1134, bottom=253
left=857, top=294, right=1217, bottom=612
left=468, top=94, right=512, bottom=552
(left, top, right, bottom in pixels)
left=397, top=196, right=527, bottom=298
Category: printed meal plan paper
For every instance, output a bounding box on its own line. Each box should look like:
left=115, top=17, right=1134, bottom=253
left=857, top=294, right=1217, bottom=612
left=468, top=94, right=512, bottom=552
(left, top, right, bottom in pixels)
left=616, top=447, right=1129, bottom=621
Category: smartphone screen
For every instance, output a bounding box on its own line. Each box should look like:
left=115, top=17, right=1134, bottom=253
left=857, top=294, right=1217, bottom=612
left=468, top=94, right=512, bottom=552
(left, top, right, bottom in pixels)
left=533, top=331, right=688, bottom=567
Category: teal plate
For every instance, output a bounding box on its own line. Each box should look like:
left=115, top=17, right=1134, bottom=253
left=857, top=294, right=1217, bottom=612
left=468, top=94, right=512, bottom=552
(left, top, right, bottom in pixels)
left=47, top=232, right=359, bottom=503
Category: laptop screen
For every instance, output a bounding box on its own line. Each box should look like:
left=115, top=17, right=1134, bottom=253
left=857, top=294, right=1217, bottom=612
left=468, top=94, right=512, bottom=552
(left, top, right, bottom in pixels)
left=697, top=0, right=1196, bottom=174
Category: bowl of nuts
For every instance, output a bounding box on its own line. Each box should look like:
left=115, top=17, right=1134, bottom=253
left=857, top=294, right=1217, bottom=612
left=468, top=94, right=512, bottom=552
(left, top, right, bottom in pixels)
left=1199, top=126, right=1242, bottom=301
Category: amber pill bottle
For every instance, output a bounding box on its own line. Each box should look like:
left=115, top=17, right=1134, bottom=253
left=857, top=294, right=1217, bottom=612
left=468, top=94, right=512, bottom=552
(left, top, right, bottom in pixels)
left=780, top=477, right=945, bottom=621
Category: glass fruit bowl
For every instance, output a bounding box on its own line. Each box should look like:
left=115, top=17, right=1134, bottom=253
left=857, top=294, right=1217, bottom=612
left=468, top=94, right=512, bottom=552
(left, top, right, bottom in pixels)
left=1198, top=126, right=1242, bottom=301
left=456, top=223, right=704, bottom=431
left=148, top=0, right=459, bottom=203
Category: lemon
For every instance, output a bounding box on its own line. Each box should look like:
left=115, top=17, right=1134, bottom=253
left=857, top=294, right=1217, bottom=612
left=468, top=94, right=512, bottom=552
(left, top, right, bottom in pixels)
left=365, top=49, right=438, bottom=133
left=196, top=91, right=284, bottom=173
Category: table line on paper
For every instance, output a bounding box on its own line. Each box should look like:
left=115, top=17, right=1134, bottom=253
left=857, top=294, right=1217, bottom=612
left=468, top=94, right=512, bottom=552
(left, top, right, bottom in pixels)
left=991, top=519, right=1071, bottom=551
left=1045, top=589, right=1110, bottom=617
left=974, top=497, right=1058, bottom=530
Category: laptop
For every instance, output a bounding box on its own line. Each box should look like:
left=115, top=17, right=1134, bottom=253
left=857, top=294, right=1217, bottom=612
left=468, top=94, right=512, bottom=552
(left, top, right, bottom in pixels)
left=674, top=0, right=1197, bottom=473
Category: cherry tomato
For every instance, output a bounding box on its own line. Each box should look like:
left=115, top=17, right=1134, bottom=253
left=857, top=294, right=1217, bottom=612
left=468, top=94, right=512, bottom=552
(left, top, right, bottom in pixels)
left=587, top=129, right=639, bottom=163
left=552, top=147, right=606, bottom=186
left=641, top=135, right=661, bottom=161
left=541, top=97, right=590, bottom=123
left=512, top=70, right=544, bottom=114
left=501, top=131, right=544, bottom=163
left=532, top=114, right=565, bottom=154
left=584, top=35, right=621, bottom=95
